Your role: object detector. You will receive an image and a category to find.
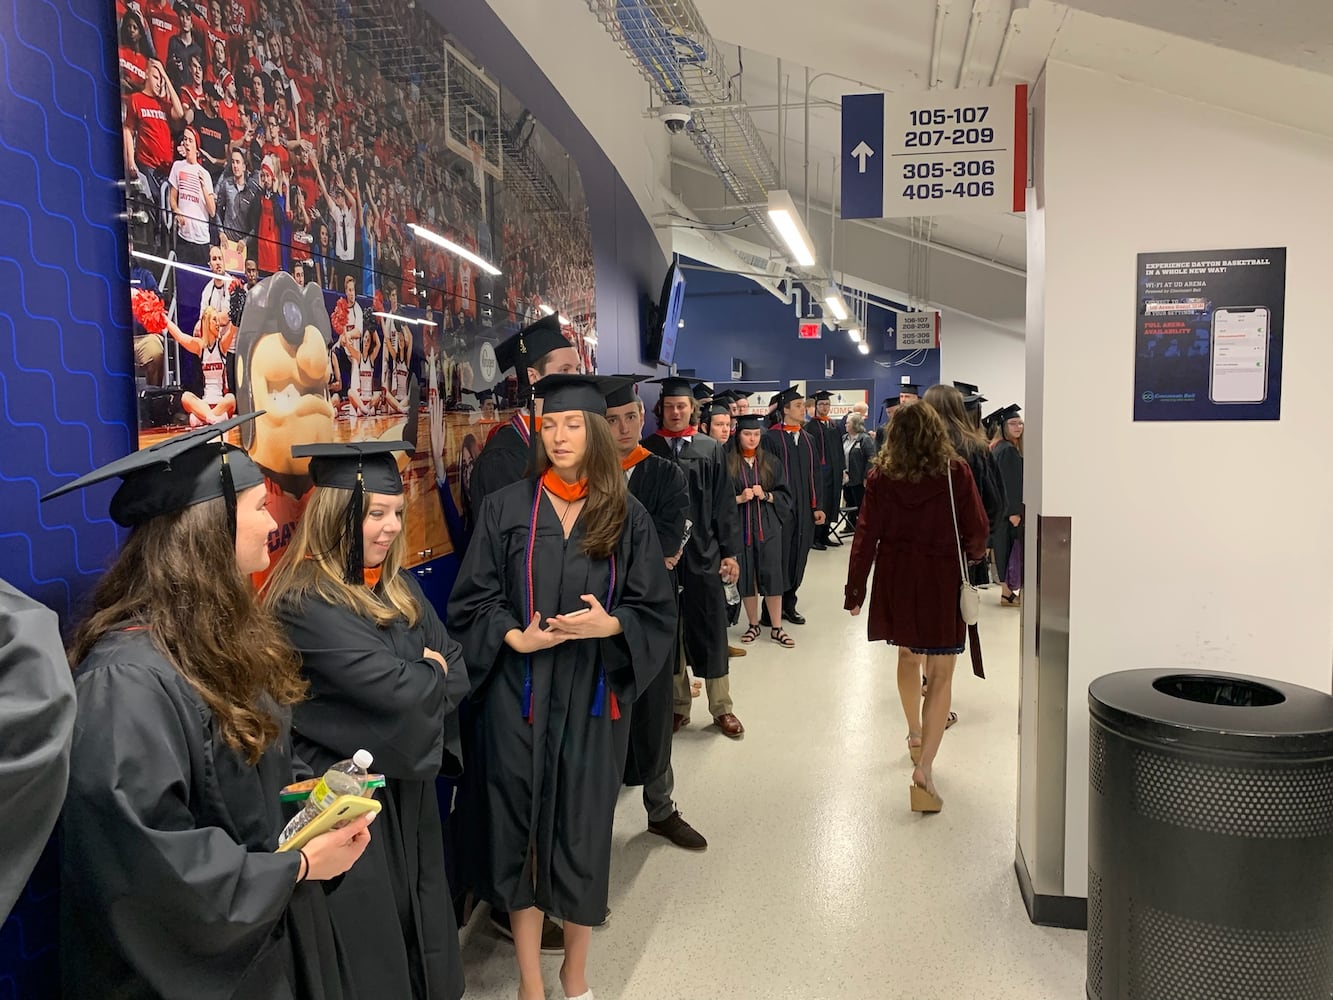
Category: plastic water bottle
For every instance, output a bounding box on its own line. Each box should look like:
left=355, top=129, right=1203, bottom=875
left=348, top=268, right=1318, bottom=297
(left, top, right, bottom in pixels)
left=279, top=749, right=374, bottom=846
left=724, top=579, right=741, bottom=607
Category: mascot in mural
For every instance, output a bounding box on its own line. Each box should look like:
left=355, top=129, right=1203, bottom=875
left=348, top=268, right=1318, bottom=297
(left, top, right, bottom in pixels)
left=234, top=272, right=336, bottom=569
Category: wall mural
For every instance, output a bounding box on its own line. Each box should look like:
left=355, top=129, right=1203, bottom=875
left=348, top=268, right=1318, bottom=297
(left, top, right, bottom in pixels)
left=117, top=0, right=597, bottom=566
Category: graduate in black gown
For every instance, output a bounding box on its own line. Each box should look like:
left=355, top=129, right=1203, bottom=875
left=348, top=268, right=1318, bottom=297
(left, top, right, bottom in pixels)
left=729, top=414, right=794, bottom=647
left=263, top=440, right=471, bottom=1000
left=604, top=377, right=707, bottom=851
left=808, top=390, right=845, bottom=549
left=448, top=375, right=676, bottom=1000
left=468, top=315, right=582, bottom=512
left=0, top=577, right=74, bottom=922
left=761, top=385, right=825, bottom=625
left=644, top=377, right=745, bottom=738
left=42, top=415, right=372, bottom=1000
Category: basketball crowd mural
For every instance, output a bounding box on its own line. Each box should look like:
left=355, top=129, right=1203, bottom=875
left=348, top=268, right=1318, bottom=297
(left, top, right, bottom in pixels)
left=118, top=0, right=598, bottom=565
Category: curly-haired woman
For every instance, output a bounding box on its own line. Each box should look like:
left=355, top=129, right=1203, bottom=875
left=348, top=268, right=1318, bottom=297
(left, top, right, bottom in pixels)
left=844, top=402, right=988, bottom=812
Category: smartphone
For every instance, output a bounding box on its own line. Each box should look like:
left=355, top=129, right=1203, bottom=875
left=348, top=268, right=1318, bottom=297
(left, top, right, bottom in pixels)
left=276, top=794, right=381, bottom=852
left=1210, top=306, right=1269, bottom=404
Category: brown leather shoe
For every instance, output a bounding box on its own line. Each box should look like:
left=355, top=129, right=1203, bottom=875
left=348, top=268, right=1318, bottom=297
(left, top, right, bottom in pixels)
left=728, top=644, right=747, bottom=657
left=672, top=712, right=690, bottom=732
left=713, top=713, right=744, bottom=738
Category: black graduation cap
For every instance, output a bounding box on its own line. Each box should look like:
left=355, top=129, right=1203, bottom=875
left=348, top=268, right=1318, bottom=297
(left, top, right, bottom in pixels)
left=733, top=413, right=765, bottom=433
left=493, top=316, right=571, bottom=378
left=711, top=390, right=738, bottom=406
left=811, top=390, right=834, bottom=402
left=41, top=413, right=265, bottom=533
left=884, top=396, right=901, bottom=410
left=464, top=386, right=496, bottom=406
left=649, top=376, right=696, bottom=399
left=691, top=381, right=714, bottom=402
left=703, top=402, right=732, bottom=422
left=534, top=374, right=640, bottom=416
left=900, top=383, right=922, bottom=396
left=289, top=440, right=414, bottom=585
left=602, top=374, right=650, bottom=410
left=771, top=385, right=804, bottom=411
left=984, top=403, right=1022, bottom=428
left=953, top=380, right=988, bottom=407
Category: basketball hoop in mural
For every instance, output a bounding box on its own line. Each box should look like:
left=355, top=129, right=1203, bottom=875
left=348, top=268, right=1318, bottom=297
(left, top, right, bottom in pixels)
left=469, top=140, right=484, bottom=189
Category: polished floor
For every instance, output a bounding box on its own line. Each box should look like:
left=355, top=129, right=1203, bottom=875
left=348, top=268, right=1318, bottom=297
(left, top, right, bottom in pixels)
left=458, top=541, right=1086, bottom=999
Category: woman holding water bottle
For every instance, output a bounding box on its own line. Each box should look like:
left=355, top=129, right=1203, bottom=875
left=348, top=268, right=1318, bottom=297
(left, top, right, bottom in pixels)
left=264, top=440, right=471, bottom=1000
left=44, top=415, right=372, bottom=1000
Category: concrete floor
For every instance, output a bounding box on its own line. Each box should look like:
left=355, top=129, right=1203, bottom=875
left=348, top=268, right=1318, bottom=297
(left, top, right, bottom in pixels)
left=459, top=541, right=1086, bottom=999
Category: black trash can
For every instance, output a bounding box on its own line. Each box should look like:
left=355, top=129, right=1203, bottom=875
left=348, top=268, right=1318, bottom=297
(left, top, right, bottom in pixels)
left=1087, top=669, right=1333, bottom=1000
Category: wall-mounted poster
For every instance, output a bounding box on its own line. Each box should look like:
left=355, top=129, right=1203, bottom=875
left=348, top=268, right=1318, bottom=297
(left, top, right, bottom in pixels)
left=116, top=0, right=597, bottom=567
left=1134, top=248, right=1285, bottom=421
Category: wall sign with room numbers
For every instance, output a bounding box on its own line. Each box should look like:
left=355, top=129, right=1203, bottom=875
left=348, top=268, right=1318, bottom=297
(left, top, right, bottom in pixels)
left=896, top=312, right=940, bottom=350
left=841, top=84, right=1028, bottom=220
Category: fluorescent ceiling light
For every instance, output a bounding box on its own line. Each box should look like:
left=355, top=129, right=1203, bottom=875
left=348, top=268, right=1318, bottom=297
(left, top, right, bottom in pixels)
left=408, top=223, right=501, bottom=276
left=847, top=327, right=862, bottom=343
left=131, top=249, right=233, bottom=282
left=766, top=189, right=816, bottom=267
left=857, top=342, right=870, bottom=355
left=824, top=289, right=849, bottom=322
left=373, top=310, right=438, bottom=328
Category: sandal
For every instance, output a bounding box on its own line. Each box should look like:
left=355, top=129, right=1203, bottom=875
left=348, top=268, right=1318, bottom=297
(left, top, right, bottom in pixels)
left=769, top=627, right=796, bottom=648
left=945, top=711, right=958, bottom=730
left=906, top=733, right=923, bottom=765
left=740, top=623, right=761, bottom=644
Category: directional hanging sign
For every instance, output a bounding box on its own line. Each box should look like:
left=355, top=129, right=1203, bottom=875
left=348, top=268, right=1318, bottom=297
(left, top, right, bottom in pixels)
left=841, top=84, right=1028, bottom=219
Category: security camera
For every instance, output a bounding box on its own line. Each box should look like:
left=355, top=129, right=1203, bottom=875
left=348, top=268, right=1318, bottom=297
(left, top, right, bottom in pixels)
left=660, top=105, right=693, bottom=134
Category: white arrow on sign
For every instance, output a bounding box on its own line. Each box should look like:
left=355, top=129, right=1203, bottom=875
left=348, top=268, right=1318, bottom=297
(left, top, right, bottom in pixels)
left=851, top=141, right=875, bottom=173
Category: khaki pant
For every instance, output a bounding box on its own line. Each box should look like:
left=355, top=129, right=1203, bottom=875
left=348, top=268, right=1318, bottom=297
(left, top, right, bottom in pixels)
left=674, top=669, right=732, bottom=718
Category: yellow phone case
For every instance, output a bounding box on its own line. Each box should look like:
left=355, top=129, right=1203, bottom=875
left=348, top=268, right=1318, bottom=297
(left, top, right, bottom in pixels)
left=276, top=794, right=382, bottom=852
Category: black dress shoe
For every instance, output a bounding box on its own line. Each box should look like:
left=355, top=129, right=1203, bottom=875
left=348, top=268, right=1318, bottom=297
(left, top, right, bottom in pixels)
left=489, top=910, right=565, bottom=953
left=811, top=541, right=828, bottom=551
left=647, top=810, right=708, bottom=851
left=783, top=610, right=806, bottom=625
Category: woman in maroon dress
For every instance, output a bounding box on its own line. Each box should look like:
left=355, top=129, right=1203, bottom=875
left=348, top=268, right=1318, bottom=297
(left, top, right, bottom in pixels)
left=844, top=402, right=988, bottom=812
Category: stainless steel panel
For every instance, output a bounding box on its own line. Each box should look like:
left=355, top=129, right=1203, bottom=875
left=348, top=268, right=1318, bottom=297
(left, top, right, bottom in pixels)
left=1024, top=514, right=1072, bottom=897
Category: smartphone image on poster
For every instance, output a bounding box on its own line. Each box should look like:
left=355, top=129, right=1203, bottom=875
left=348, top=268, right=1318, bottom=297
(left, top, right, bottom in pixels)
left=1210, top=306, right=1269, bottom=404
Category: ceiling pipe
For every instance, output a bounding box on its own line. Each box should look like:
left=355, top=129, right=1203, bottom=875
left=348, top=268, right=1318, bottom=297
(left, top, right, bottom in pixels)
left=804, top=66, right=811, bottom=222
left=929, top=0, right=951, bottom=88
left=956, top=0, right=986, bottom=88
left=659, top=188, right=790, bottom=301
left=990, top=0, right=1026, bottom=85
left=776, top=56, right=784, bottom=188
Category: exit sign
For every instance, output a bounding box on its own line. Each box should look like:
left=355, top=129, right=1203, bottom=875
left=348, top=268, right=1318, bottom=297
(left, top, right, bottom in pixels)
left=798, top=320, right=822, bottom=340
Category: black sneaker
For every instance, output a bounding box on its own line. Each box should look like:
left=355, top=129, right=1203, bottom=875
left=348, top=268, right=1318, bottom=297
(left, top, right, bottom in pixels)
left=489, top=909, right=565, bottom=954
left=647, top=810, right=708, bottom=851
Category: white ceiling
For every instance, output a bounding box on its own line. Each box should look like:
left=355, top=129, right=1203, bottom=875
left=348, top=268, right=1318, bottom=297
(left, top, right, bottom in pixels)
left=660, top=0, right=1333, bottom=318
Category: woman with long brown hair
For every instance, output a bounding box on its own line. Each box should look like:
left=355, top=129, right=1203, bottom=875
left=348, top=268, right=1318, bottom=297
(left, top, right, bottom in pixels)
left=923, top=384, right=1007, bottom=572
left=844, top=402, right=989, bottom=813
left=44, top=415, right=372, bottom=999
left=263, top=440, right=470, bottom=1000
left=728, top=413, right=793, bottom=646
left=448, top=374, right=676, bottom=1000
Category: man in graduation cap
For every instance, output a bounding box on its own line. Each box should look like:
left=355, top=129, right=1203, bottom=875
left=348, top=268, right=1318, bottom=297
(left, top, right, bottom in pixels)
left=728, top=390, right=752, bottom=417
left=899, top=383, right=922, bottom=406
left=467, top=386, right=500, bottom=426
left=807, top=390, right=845, bottom=550
left=761, top=386, right=825, bottom=625
left=468, top=315, right=580, bottom=510
left=603, top=377, right=707, bottom=850
left=875, top=395, right=902, bottom=450
left=643, top=376, right=746, bottom=738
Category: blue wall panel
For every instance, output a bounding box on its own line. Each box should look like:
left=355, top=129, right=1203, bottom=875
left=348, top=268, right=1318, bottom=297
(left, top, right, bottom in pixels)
left=670, top=260, right=940, bottom=418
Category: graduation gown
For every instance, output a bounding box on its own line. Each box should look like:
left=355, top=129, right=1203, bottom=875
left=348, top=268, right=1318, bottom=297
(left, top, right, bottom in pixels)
left=761, top=425, right=822, bottom=606
left=809, top=417, right=844, bottom=521
left=623, top=452, right=689, bottom=787
left=643, top=432, right=742, bottom=680
left=447, top=480, right=676, bottom=925
left=276, top=573, right=470, bottom=1000
left=731, top=452, right=791, bottom=598
left=61, top=629, right=348, bottom=1000
left=0, top=580, right=74, bottom=921
left=469, top=418, right=532, bottom=515
left=990, top=440, right=1024, bottom=579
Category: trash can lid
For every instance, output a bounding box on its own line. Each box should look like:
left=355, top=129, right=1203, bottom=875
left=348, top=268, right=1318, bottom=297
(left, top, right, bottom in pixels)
left=1089, top=669, right=1333, bottom=755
